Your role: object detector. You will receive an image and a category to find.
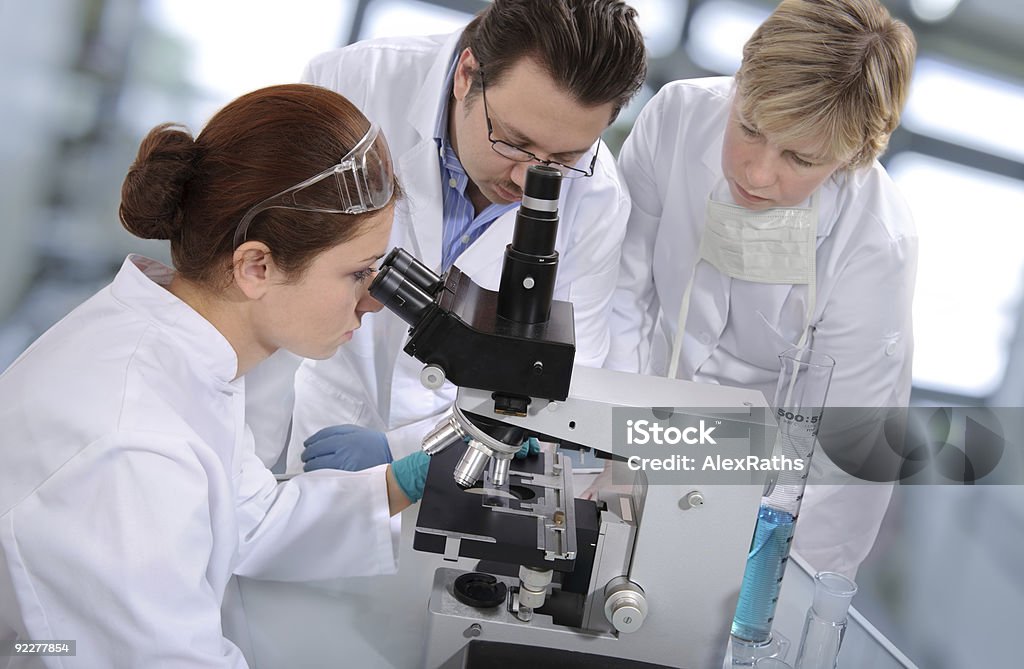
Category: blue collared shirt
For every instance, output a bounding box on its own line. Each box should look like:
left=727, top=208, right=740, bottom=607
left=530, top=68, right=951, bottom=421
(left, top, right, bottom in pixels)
left=434, top=58, right=517, bottom=271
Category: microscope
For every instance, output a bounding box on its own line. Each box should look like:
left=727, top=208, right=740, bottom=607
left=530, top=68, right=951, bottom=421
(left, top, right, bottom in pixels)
left=369, top=166, right=775, bottom=669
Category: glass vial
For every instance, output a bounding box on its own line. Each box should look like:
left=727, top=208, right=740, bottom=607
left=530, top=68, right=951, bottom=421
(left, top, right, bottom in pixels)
left=794, top=571, right=858, bottom=669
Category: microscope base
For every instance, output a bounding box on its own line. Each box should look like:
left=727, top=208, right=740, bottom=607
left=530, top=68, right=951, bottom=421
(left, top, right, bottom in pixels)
left=424, top=567, right=680, bottom=669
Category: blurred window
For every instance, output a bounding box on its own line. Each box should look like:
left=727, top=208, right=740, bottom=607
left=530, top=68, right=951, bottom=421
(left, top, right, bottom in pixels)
left=359, top=0, right=472, bottom=40
left=146, top=0, right=355, bottom=126
left=903, top=57, right=1024, bottom=164
left=888, top=151, right=1024, bottom=397
left=684, top=0, right=769, bottom=74
left=632, top=0, right=688, bottom=58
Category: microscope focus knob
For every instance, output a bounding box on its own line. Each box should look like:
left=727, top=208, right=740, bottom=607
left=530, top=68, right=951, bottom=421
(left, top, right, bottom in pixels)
left=420, top=364, right=446, bottom=390
left=603, top=577, right=648, bottom=633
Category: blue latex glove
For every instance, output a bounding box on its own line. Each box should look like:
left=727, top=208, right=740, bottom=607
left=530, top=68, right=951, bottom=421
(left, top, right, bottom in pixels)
left=515, top=437, right=541, bottom=459
left=301, top=424, right=393, bottom=472
left=392, top=451, right=430, bottom=503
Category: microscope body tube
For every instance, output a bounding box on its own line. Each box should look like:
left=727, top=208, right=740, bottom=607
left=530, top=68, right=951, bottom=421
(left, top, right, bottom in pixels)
left=368, top=167, right=573, bottom=489
left=497, top=166, right=562, bottom=324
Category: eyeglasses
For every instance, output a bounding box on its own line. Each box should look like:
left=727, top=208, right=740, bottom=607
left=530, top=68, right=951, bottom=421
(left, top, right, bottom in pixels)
left=479, top=68, right=599, bottom=179
left=233, top=122, right=395, bottom=248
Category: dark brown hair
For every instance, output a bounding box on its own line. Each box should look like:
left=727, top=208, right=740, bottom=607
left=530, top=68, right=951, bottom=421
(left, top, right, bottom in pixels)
left=457, top=0, right=647, bottom=122
left=119, top=84, right=399, bottom=286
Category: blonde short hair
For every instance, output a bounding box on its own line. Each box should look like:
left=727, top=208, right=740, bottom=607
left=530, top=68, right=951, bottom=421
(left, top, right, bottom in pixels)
left=736, top=0, right=917, bottom=170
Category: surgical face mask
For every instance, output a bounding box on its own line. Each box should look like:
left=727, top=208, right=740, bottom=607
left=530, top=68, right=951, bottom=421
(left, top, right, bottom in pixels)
left=667, top=190, right=819, bottom=378
left=233, top=123, right=395, bottom=248
left=701, top=196, right=817, bottom=285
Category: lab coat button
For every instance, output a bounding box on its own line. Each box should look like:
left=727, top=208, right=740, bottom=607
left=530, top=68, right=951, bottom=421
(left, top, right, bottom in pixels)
left=885, top=340, right=898, bottom=356
left=698, top=333, right=711, bottom=345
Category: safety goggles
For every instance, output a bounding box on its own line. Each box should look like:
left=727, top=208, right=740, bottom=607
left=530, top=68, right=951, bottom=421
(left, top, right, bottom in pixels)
left=232, top=122, right=394, bottom=248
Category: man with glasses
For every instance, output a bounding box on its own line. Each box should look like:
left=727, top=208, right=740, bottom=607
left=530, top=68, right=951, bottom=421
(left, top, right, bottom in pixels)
left=244, top=0, right=647, bottom=470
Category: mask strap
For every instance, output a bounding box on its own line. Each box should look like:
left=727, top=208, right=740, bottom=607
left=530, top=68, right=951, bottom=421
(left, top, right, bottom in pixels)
left=667, top=185, right=734, bottom=379
left=667, top=260, right=701, bottom=379
left=779, top=192, right=821, bottom=411
left=794, top=191, right=820, bottom=349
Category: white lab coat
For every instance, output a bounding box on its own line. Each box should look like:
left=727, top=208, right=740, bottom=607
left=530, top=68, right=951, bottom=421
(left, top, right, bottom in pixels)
left=249, top=31, right=629, bottom=469
left=609, top=78, right=918, bottom=578
left=0, top=256, right=398, bottom=669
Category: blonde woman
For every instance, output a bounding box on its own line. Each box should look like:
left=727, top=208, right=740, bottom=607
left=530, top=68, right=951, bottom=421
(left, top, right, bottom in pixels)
left=607, top=0, right=918, bottom=579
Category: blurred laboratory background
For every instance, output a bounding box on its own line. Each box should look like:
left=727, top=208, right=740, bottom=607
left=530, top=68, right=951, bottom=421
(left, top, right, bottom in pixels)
left=0, top=1, right=1021, bottom=666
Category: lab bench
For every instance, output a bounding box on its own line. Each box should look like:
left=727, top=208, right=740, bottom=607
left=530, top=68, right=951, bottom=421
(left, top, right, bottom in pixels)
left=240, top=504, right=916, bottom=669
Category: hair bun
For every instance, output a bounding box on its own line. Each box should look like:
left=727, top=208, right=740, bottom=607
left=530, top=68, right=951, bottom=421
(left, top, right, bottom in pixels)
left=119, top=123, right=201, bottom=240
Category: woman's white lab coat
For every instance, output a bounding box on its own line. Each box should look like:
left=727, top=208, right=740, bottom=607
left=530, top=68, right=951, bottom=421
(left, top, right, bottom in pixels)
left=608, top=78, right=919, bottom=577
left=0, top=256, right=397, bottom=668
left=244, top=31, right=630, bottom=467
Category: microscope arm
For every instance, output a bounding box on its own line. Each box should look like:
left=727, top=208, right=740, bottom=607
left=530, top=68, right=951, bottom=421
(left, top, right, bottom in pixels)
left=454, top=364, right=771, bottom=460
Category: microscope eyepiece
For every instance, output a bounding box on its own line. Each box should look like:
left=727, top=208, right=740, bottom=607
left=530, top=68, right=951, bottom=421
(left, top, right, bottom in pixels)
left=519, top=165, right=562, bottom=222
left=369, top=247, right=444, bottom=327
left=380, top=247, right=442, bottom=294
left=369, top=265, right=434, bottom=327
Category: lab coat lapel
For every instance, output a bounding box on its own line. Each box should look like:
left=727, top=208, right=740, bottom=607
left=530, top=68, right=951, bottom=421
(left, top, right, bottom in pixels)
left=453, top=209, right=516, bottom=288
left=405, top=31, right=460, bottom=139
left=382, top=35, right=461, bottom=418
left=396, top=141, right=444, bottom=270
left=700, top=126, right=725, bottom=177
left=393, top=31, right=462, bottom=272
left=682, top=108, right=733, bottom=377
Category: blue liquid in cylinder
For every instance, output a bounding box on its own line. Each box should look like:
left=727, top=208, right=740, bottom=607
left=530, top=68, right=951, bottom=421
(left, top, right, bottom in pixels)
left=731, top=505, right=796, bottom=642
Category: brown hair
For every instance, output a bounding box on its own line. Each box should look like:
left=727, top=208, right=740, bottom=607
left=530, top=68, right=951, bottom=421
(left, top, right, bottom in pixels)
left=457, top=0, right=647, bottom=122
left=736, top=0, right=917, bottom=169
left=119, top=84, right=399, bottom=286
